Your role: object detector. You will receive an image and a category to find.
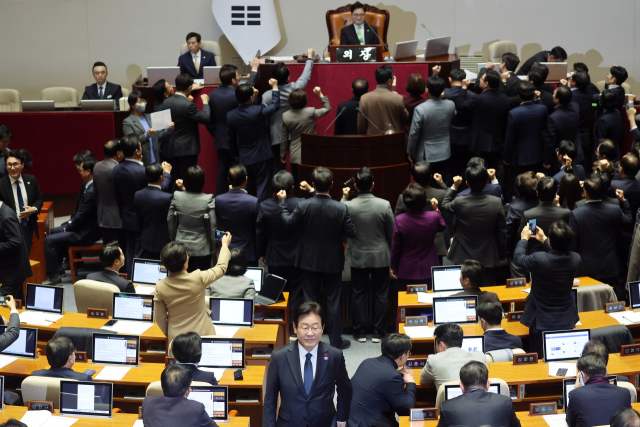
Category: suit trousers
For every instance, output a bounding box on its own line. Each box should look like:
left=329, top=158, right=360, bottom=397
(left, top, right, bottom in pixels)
left=124, top=231, right=142, bottom=278
left=302, top=270, right=343, bottom=346
left=139, top=249, right=161, bottom=261
left=172, top=155, right=198, bottom=188
left=44, top=225, right=83, bottom=275
left=216, top=148, right=236, bottom=197
left=246, top=160, right=272, bottom=202
left=451, top=144, right=471, bottom=182
left=272, top=144, right=285, bottom=175
left=268, top=265, right=303, bottom=333
left=21, top=223, right=34, bottom=257
left=100, top=227, right=124, bottom=246
left=350, top=267, right=390, bottom=334
left=290, top=163, right=299, bottom=196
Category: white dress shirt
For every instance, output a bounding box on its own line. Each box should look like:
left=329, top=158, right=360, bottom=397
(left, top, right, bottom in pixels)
left=9, top=174, right=28, bottom=218
left=298, top=342, right=318, bottom=381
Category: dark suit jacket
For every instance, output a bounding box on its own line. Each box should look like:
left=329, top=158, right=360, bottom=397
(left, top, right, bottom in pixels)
left=516, top=50, right=549, bottom=76
left=451, top=288, right=500, bottom=306
left=504, top=102, right=548, bottom=166
left=518, top=203, right=571, bottom=254
left=32, top=367, right=93, bottom=382
left=437, top=390, right=520, bottom=427
left=339, top=23, right=378, bottom=45
left=81, top=82, right=123, bottom=104
left=509, top=90, right=554, bottom=115
left=594, top=109, right=622, bottom=158
left=112, top=161, right=146, bottom=231
left=544, top=103, right=582, bottom=165
left=566, top=383, right=630, bottom=427
left=348, top=355, right=416, bottom=427
left=86, top=269, right=135, bottom=293
left=506, top=198, right=540, bottom=255
left=142, top=394, right=217, bottom=427
left=93, top=158, right=121, bottom=229
left=162, top=94, right=211, bottom=157
left=65, top=183, right=100, bottom=244
left=228, top=91, right=280, bottom=165
left=177, top=49, right=216, bottom=79
left=0, top=203, right=32, bottom=294
left=593, top=85, right=626, bottom=111
left=264, top=341, right=352, bottom=427
left=457, top=183, right=503, bottom=201
left=215, top=189, right=260, bottom=262
left=571, top=88, right=595, bottom=151
left=445, top=86, right=477, bottom=147
left=0, top=313, right=19, bottom=352
left=257, top=196, right=302, bottom=267
left=184, top=363, right=218, bottom=386
left=611, top=177, right=640, bottom=221
left=484, top=329, right=523, bottom=352
left=554, top=165, right=586, bottom=183
left=0, top=174, right=44, bottom=238
left=477, top=68, right=521, bottom=97
left=279, top=193, right=357, bottom=273
left=469, top=89, right=510, bottom=153
left=134, top=186, right=173, bottom=253
left=334, top=96, right=361, bottom=136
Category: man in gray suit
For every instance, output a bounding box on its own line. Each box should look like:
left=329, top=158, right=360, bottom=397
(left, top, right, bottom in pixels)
left=340, top=167, right=394, bottom=343
left=93, top=139, right=124, bottom=245
left=262, top=48, right=315, bottom=175
left=419, top=323, right=486, bottom=390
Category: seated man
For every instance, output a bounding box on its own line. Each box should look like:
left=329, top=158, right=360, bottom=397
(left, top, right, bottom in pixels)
left=335, top=78, right=369, bottom=136
left=611, top=408, right=640, bottom=427
left=142, top=364, right=217, bottom=426
left=451, top=260, right=500, bottom=306
left=86, top=241, right=134, bottom=293
left=205, top=249, right=255, bottom=299
left=32, top=337, right=93, bottom=381
left=517, top=46, right=567, bottom=76
left=566, top=354, right=630, bottom=427
left=178, top=32, right=216, bottom=79
left=81, top=62, right=123, bottom=106
left=348, top=333, right=416, bottom=427
left=581, top=340, right=629, bottom=384
left=419, top=323, right=486, bottom=389
left=171, top=332, right=217, bottom=386
left=438, top=361, right=520, bottom=427
left=477, top=301, right=522, bottom=352
left=339, top=2, right=377, bottom=45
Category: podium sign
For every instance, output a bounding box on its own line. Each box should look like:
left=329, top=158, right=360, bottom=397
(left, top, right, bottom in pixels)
left=337, top=47, right=378, bottom=63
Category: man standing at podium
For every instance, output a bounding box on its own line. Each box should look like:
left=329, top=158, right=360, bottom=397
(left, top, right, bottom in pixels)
left=357, top=65, right=408, bottom=135
left=340, top=2, right=377, bottom=45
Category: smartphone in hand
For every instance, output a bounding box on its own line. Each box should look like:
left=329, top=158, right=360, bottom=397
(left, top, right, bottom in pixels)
left=528, top=218, right=537, bottom=236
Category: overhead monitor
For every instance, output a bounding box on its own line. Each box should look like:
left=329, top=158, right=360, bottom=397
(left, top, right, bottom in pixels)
left=431, top=266, right=463, bottom=292
left=200, top=338, right=245, bottom=369
left=542, top=329, right=590, bottom=362
left=112, top=293, right=154, bottom=322
left=131, top=259, right=167, bottom=286
left=59, top=380, right=113, bottom=418
left=432, top=296, right=478, bottom=325
left=26, top=283, right=64, bottom=314
left=92, top=333, right=140, bottom=367
left=461, top=335, right=485, bottom=353
left=243, top=267, right=263, bottom=292
left=0, top=327, right=37, bottom=358
left=187, top=385, right=229, bottom=423
left=209, top=298, right=254, bottom=327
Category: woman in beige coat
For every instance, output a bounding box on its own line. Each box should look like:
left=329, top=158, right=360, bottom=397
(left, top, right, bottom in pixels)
left=154, top=233, right=231, bottom=344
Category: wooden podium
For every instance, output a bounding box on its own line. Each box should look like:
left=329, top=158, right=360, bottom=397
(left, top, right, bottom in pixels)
left=298, top=132, right=410, bottom=203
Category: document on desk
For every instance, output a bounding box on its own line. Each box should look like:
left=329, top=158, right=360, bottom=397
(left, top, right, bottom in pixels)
left=101, top=320, right=153, bottom=335
left=132, top=420, right=145, bottom=427
left=213, top=326, right=240, bottom=338
left=20, top=411, right=78, bottom=427
left=521, top=288, right=531, bottom=294
left=548, top=362, right=577, bottom=377
left=134, top=285, right=155, bottom=295
left=416, top=291, right=460, bottom=304
left=610, top=311, right=640, bottom=325
left=95, top=366, right=131, bottom=381
left=543, top=414, right=569, bottom=427
left=19, top=311, right=63, bottom=326
left=0, top=355, right=18, bottom=369
left=403, top=326, right=435, bottom=339
left=199, top=367, right=227, bottom=381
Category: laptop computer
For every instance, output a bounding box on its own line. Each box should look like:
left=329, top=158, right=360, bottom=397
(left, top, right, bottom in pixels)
left=131, top=258, right=167, bottom=287
left=393, top=40, right=418, bottom=61
left=188, top=385, right=229, bottom=423
left=424, top=36, right=450, bottom=58
left=432, top=265, right=463, bottom=292
left=0, top=327, right=37, bottom=358
left=103, top=293, right=154, bottom=326
left=461, top=335, right=485, bottom=353
left=254, top=274, right=287, bottom=306
left=542, top=329, right=590, bottom=362
left=209, top=298, right=254, bottom=327
left=60, top=380, right=113, bottom=418
left=22, top=100, right=55, bottom=111
left=200, top=337, right=245, bottom=369
left=147, top=67, right=181, bottom=86
left=444, top=382, right=500, bottom=400
left=432, top=296, right=478, bottom=325
left=541, top=62, right=568, bottom=81
left=92, top=333, right=140, bottom=367
left=203, top=66, right=223, bottom=85
left=244, top=267, right=264, bottom=292
left=80, top=99, right=115, bottom=110
left=25, top=283, right=64, bottom=314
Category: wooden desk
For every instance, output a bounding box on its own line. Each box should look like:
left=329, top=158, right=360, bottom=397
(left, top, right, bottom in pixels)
left=254, top=291, right=290, bottom=345
left=29, top=200, right=53, bottom=282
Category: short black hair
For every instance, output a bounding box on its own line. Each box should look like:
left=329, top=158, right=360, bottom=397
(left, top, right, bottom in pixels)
left=517, top=81, right=535, bottom=101
left=293, top=301, right=324, bottom=326
left=228, top=164, right=247, bottom=187
left=610, top=65, right=628, bottom=85
left=16, top=149, right=32, bottom=169
left=449, top=69, right=466, bottom=82
left=548, top=220, right=574, bottom=252
left=92, top=61, right=107, bottom=72
left=289, top=88, right=308, bottom=109
left=350, top=2, right=365, bottom=13
left=517, top=171, right=539, bottom=200
left=227, top=248, right=248, bottom=276
left=583, top=340, right=609, bottom=365
left=601, top=89, right=617, bottom=110
left=621, top=153, right=640, bottom=177
left=573, top=71, right=590, bottom=90
left=610, top=407, right=640, bottom=427
left=272, top=63, right=290, bottom=85
left=220, top=64, right=238, bottom=86
left=161, top=241, right=189, bottom=273
left=467, top=157, right=486, bottom=167
left=355, top=166, right=373, bottom=192
left=46, top=337, right=74, bottom=368
left=573, top=62, right=589, bottom=73
left=172, top=332, right=202, bottom=364
left=466, top=165, right=488, bottom=192
left=460, top=361, right=488, bottom=389
left=0, top=125, right=13, bottom=140
left=186, top=32, right=201, bottom=43
left=411, top=161, right=432, bottom=187
left=434, top=323, right=463, bottom=348
left=537, top=177, right=558, bottom=203
left=402, top=183, right=427, bottom=211
left=584, top=173, right=605, bottom=200
left=476, top=301, right=503, bottom=326
left=598, top=140, right=617, bottom=160
left=235, top=84, right=254, bottom=104
left=272, top=170, right=294, bottom=194
left=127, top=90, right=144, bottom=108
left=103, top=139, right=121, bottom=157
left=555, top=85, right=572, bottom=106
left=558, top=140, right=577, bottom=160
left=461, top=259, right=484, bottom=287
left=375, top=65, right=394, bottom=85
left=73, top=150, right=94, bottom=166
left=81, top=158, right=96, bottom=174
left=145, top=163, right=164, bottom=183
left=577, top=353, right=607, bottom=377
left=0, top=420, right=28, bottom=427
left=120, top=134, right=141, bottom=157
left=99, top=241, right=121, bottom=268
left=550, top=46, right=567, bottom=61
left=501, top=52, right=520, bottom=72
left=183, top=165, right=205, bottom=192
left=312, top=167, right=333, bottom=192
left=161, top=364, right=192, bottom=397
left=530, top=62, right=550, bottom=81
left=175, top=73, right=194, bottom=92
left=381, top=333, right=411, bottom=359
left=527, top=70, right=545, bottom=88
left=152, top=79, right=168, bottom=100
left=483, top=69, right=501, bottom=89
left=426, top=75, right=445, bottom=97
left=5, top=150, right=24, bottom=165
left=352, top=78, right=369, bottom=97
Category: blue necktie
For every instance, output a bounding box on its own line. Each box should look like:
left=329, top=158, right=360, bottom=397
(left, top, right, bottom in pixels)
left=99, top=86, right=104, bottom=99
left=304, top=353, right=313, bottom=395
left=15, top=181, right=27, bottom=226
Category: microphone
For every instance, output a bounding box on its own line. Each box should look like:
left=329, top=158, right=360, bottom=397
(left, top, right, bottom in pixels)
left=321, top=19, right=348, bottom=63
left=356, top=107, right=382, bottom=134
left=363, top=20, right=394, bottom=62
left=324, top=106, right=347, bottom=135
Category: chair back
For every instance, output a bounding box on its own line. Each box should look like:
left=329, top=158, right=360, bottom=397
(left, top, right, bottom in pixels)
left=146, top=380, right=211, bottom=397
left=487, top=41, right=517, bottom=63
left=617, top=380, right=637, bottom=403
left=326, top=4, right=389, bottom=50
left=41, top=87, right=79, bottom=108
left=435, top=378, right=509, bottom=409
left=21, top=377, right=78, bottom=408
left=485, top=348, right=525, bottom=363
left=0, top=89, right=21, bottom=112
left=121, top=87, right=131, bottom=98
left=52, top=326, right=116, bottom=359
left=74, top=279, right=120, bottom=315
left=179, top=41, right=222, bottom=65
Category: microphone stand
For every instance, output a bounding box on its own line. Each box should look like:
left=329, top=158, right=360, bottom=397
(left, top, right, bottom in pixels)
left=324, top=106, right=347, bottom=135
left=363, top=20, right=394, bottom=62
left=320, top=20, right=348, bottom=63
left=356, top=107, right=382, bottom=134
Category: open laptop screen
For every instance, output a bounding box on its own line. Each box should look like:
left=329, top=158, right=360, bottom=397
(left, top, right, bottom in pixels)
left=0, top=327, right=37, bottom=358
left=60, top=380, right=113, bottom=418
left=445, top=383, right=500, bottom=400
left=432, top=296, right=478, bottom=325
left=112, top=293, right=154, bottom=322
left=26, top=284, right=63, bottom=314
left=630, top=281, right=640, bottom=309
left=543, top=329, right=590, bottom=362
left=92, top=334, right=140, bottom=367
left=187, top=386, right=229, bottom=422
left=243, top=267, right=263, bottom=292
left=132, top=259, right=167, bottom=285
left=200, top=338, right=245, bottom=369
left=461, top=335, right=485, bottom=353
left=432, top=266, right=463, bottom=292
left=209, top=298, right=254, bottom=327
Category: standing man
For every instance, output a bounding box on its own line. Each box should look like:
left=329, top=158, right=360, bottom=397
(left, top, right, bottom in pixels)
left=517, top=46, right=567, bottom=76
left=334, top=78, right=369, bottom=136
left=263, top=302, right=352, bottom=427
left=567, top=72, right=596, bottom=170
left=81, top=62, right=123, bottom=108
left=444, top=70, right=477, bottom=178
left=177, top=32, right=216, bottom=79
left=339, top=2, right=378, bottom=45
left=340, top=167, right=394, bottom=343
left=92, top=139, right=124, bottom=245
left=543, top=86, right=582, bottom=172
left=162, top=74, right=210, bottom=183
left=0, top=196, right=32, bottom=299
left=278, top=167, right=357, bottom=349
left=479, top=53, right=521, bottom=96
left=358, top=65, right=409, bottom=135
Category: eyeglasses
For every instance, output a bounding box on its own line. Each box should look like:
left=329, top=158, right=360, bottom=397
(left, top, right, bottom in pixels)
left=6, top=163, right=21, bottom=169
left=352, top=13, right=365, bottom=17
left=298, top=325, right=322, bottom=333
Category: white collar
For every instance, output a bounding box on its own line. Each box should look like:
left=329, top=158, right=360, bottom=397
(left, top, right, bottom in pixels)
left=191, top=50, right=201, bottom=60
left=586, top=199, right=601, bottom=203
left=9, top=174, right=23, bottom=185
left=298, top=342, right=319, bottom=357
left=148, top=184, right=162, bottom=189
left=175, top=92, right=187, bottom=98
left=486, top=327, right=504, bottom=331
left=97, top=81, right=108, bottom=89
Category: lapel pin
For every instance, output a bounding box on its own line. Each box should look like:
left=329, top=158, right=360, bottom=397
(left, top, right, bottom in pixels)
left=324, top=353, right=328, bottom=360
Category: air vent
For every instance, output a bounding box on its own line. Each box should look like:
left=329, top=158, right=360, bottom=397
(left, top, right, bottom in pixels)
left=460, top=55, right=483, bottom=71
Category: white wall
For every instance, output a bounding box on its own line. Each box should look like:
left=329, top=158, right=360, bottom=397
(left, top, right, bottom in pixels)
left=0, top=0, right=638, bottom=100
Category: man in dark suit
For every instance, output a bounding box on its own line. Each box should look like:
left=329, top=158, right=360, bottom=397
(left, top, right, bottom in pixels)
left=444, top=70, right=477, bottom=178
left=256, top=171, right=303, bottom=337
left=177, top=32, right=216, bottom=79
left=570, top=174, right=633, bottom=300
left=215, top=165, right=260, bottom=266
left=593, top=65, right=628, bottom=110
left=81, top=62, right=123, bottom=109
left=544, top=86, right=582, bottom=170
left=478, top=52, right=521, bottom=97
left=348, top=333, right=416, bottom=427
left=278, top=167, right=357, bottom=349
left=506, top=172, right=540, bottom=274
left=0, top=195, right=31, bottom=298
left=511, top=67, right=554, bottom=114
left=594, top=89, right=623, bottom=160
left=172, top=332, right=217, bottom=386
left=43, top=158, right=100, bottom=285
left=339, top=2, right=377, bottom=45
left=553, top=140, right=586, bottom=182
left=612, top=154, right=640, bottom=220
left=162, top=73, right=210, bottom=183
left=93, top=139, right=124, bottom=246
left=334, top=78, right=369, bottom=136
left=477, top=301, right=522, bottom=352
left=32, top=337, right=94, bottom=381
left=86, top=242, right=134, bottom=293
left=566, top=354, right=630, bottom=427
left=206, top=60, right=258, bottom=196
left=569, top=72, right=598, bottom=169
left=152, top=79, right=174, bottom=113
left=438, top=361, right=520, bottom=427
left=228, top=80, right=280, bottom=201
left=0, top=150, right=43, bottom=255
left=451, top=260, right=500, bottom=305
left=264, top=302, right=352, bottom=427
left=142, top=364, right=218, bottom=427
left=571, top=63, right=600, bottom=95
left=134, top=164, right=173, bottom=260
left=455, top=157, right=503, bottom=201
left=516, top=46, right=567, bottom=76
